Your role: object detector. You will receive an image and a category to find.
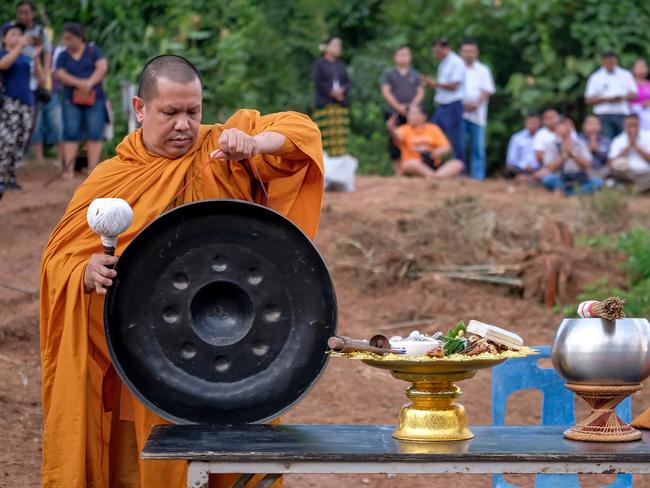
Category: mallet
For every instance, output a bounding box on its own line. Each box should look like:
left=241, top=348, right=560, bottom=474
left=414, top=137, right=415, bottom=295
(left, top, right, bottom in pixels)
left=87, top=198, right=133, bottom=257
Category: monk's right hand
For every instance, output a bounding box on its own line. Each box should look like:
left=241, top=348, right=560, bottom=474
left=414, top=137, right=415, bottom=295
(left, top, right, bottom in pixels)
left=84, top=254, right=118, bottom=295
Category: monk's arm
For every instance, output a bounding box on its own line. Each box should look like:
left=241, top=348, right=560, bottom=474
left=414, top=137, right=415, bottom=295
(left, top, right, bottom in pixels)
left=217, top=109, right=323, bottom=181
left=253, top=131, right=287, bottom=155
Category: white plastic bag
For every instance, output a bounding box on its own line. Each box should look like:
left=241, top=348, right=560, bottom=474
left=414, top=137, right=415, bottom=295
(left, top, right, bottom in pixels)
left=323, top=152, right=358, bottom=192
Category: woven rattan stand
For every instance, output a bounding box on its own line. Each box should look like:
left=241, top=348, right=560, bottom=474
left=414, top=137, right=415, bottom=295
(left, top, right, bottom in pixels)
left=564, top=383, right=642, bottom=442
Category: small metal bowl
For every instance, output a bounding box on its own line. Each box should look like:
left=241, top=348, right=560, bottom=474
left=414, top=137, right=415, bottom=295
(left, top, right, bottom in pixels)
left=552, top=318, right=650, bottom=385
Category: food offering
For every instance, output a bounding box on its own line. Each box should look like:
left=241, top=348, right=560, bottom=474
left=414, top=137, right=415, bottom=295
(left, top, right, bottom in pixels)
left=329, top=320, right=536, bottom=442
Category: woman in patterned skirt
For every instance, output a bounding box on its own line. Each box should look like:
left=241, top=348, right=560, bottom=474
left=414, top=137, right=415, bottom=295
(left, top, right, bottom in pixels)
left=311, top=37, right=351, bottom=157
left=0, top=22, right=42, bottom=197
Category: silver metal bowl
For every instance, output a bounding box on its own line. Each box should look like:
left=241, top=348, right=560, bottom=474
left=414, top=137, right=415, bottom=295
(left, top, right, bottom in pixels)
left=552, top=318, right=650, bottom=385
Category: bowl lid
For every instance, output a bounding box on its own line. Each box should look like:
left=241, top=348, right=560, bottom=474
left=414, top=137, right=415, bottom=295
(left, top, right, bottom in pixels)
left=104, top=199, right=337, bottom=424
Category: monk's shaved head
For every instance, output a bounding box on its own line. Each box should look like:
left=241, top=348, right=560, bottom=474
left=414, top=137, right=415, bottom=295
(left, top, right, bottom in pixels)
left=138, top=54, right=202, bottom=101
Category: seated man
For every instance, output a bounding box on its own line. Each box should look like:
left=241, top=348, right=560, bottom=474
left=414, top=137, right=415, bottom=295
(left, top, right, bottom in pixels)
left=505, top=112, right=541, bottom=180
left=387, top=104, right=464, bottom=178
left=539, top=116, right=603, bottom=195
left=579, top=115, right=611, bottom=178
left=608, top=113, right=650, bottom=192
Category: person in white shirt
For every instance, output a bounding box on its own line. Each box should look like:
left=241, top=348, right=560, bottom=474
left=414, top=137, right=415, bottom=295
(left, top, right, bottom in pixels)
left=424, top=37, right=466, bottom=167
left=460, top=38, right=495, bottom=180
left=540, top=117, right=603, bottom=196
left=532, top=108, right=560, bottom=164
left=608, top=113, right=650, bottom=192
left=585, top=52, right=637, bottom=140
left=505, top=113, right=541, bottom=180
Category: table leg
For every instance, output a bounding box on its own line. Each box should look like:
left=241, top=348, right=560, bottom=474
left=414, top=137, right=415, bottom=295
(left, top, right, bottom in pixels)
left=188, top=461, right=210, bottom=488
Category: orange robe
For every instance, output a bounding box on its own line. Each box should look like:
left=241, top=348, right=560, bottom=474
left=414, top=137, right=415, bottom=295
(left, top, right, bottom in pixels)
left=39, top=109, right=324, bottom=487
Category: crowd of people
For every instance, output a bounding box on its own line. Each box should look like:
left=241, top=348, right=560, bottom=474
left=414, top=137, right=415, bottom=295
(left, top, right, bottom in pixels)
left=0, top=1, right=107, bottom=198
left=2, top=1, right=650, bottom=200
left=312, top=36, right=650, bottom=195
left=505, top=53, right=650, bottom=194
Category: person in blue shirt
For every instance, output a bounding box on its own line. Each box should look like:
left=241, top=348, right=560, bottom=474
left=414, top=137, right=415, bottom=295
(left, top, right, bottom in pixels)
left=505, top=113, right=541, bottom=181
left=0, top=22, right=42, bottom=197
left=54, top=22, right=108, bottom=180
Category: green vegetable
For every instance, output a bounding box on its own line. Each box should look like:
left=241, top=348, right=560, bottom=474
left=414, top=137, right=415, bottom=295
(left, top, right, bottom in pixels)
left=442, top=320, right=469, bottom=355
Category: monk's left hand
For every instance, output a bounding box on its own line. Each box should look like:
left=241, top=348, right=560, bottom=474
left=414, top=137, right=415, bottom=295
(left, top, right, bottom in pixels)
left=211, top=129, right=259, bottom=161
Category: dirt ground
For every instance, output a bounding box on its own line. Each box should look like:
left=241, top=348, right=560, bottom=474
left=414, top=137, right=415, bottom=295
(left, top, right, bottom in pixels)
left=1, top=165, right=650, bottom=487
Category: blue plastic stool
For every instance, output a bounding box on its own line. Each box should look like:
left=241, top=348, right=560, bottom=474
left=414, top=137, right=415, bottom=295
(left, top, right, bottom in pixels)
left=491, top=345, right=632, bottom=488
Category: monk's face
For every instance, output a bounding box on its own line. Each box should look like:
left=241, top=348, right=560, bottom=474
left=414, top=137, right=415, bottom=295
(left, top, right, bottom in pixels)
left=134, top=77, right=202, bottom=159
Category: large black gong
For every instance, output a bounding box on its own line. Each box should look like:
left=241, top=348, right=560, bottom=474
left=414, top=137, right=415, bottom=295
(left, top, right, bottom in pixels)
left=104, top=199, right=336, bottom=425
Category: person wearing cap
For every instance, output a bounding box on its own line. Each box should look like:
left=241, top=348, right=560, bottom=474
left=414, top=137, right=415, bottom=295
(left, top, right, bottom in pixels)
left=40, top=54, right=323, bottom=488
left=425, top=37, right=466, bottom=167
left=0, top=21, right=43, bottom=196
left=585, top=51, right=637, bottom=140
left=54, top=22, right=108, bottom=180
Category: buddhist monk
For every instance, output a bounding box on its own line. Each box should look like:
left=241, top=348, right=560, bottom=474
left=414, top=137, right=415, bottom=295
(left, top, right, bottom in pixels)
left=40, top=54, right=324, bottom=488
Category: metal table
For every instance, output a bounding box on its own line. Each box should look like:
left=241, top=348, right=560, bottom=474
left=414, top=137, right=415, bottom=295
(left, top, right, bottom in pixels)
left=142, top=424, right=650, bottom=488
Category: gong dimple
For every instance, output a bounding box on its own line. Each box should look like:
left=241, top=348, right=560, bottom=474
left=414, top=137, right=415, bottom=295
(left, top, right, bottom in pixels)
left=181, top=342, right=196, bottom=359
left=247, top=268, right=264, bottom=285
left=162, top=307, right=179, bottom=324
left=263, top=304, right=281, bottom=323
left=212, top=255, right=228, bottom=272
left=214, top=356, right=230, bottom=373
left=252, top=340, right=270, bottom=356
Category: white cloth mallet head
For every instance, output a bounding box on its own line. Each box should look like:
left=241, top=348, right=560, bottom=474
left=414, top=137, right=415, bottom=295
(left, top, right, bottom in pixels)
left=87, top=198, right=133, bottom=255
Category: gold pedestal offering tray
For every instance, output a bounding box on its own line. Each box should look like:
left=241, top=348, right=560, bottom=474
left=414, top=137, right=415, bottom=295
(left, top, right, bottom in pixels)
left=333, top=348, right=536, bottom=442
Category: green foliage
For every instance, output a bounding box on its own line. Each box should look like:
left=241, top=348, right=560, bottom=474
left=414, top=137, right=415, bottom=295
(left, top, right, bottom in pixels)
left=6, top=0, right=650, bottom=172
left=442, top=320, right=468, bottom=354
left=575, top=228, right=650, bottom=318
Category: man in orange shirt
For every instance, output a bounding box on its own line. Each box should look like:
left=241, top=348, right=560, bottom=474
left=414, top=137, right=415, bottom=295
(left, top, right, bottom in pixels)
left=387, top=104, right=464, bottom=178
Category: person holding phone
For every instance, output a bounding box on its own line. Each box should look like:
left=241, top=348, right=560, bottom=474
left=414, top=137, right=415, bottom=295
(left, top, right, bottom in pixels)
left=0, top=22, right=42, bottom=196
left=54, top=22, right=108, bottom=180
left=15, top=0, right=51, bottom=102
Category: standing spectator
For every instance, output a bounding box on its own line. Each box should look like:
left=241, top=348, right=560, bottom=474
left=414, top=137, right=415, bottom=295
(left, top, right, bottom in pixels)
left=579, top=115, right=610, bottom=177
left=0, top=22, right=42, bottom=196
left=381, top=45, right=424, bottom=173
left=54, top=22, right=107, bottom=180
left=386, top=104, right=463, bottom=179
left=15, top=0, right=50, bottom=92
left=425, top=37, right=466, bottom=165
left=608, top=114, right=650, bottom=192
left=460, top=38, right=495, bottom=180
left=31, top=32, right=64, bottom=167
left=505, top=112, right=541, bottom=180
left=533, top=108, right=560, bottom=164
left=540, top=117, right=602, bottom=196
left=585, top=51, right=637, bottom=140
left=312, top=37, right=351, bottom=157
left=630, top=58, right=650, bottom=131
